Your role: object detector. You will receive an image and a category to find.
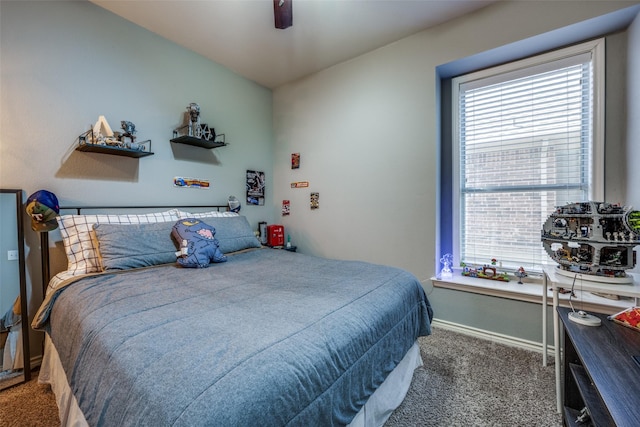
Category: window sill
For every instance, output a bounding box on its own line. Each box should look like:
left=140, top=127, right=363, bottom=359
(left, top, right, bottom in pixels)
left=431, top=272, right=636, bottom=313
left=431, top=273, right=545, bottom=304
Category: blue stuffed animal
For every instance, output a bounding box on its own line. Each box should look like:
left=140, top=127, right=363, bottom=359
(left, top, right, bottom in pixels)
left=172, top=218, right=227, bottom=268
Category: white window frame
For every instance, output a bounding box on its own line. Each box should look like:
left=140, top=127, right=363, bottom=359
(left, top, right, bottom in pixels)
left=451, top=38, right=605, bottom=273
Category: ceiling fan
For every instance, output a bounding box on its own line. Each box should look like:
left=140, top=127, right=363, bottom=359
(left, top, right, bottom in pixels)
left=274, top=0, right=293, bottom=29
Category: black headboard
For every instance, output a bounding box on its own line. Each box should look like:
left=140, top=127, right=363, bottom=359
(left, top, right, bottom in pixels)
left=59, top=205, right=229, bottom=215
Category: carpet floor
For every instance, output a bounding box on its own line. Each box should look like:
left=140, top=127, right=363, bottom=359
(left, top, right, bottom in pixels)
left=385, top=327, right=561, bottom=426
left=0, top=326, right=561, bottom=426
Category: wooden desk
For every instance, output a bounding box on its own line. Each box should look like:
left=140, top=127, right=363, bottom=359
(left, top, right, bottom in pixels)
left=542, top=267, right=640, bottom=413
left=559, top=307, right=640, bottom=427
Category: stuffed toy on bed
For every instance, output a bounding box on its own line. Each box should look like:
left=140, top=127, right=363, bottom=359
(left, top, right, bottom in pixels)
left=172, top=218, right=227, bottom=268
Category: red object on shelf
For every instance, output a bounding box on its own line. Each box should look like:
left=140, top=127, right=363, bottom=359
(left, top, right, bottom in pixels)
left=610, top=306, right=640, bottom=332
left=267, top=224, right=284, bottom=246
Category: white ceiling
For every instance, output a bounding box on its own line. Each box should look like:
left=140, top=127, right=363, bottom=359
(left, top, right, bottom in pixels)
left=90, top=0, right=498, bottom=89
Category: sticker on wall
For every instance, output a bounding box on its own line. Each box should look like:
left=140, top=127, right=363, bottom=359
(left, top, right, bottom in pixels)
left=282, top=200, right=290, bottom=216
left=291, top=181, right=309, bottom=188
left=310, top=192, right=319, bottom=210
left=173, top=176, right=210, bottom=189
left=291, top=153, right=300, bottom=169
left=246, top=170, right=265, bottom=206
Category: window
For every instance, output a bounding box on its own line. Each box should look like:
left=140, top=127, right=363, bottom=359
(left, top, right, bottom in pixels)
left=451, top=39, right=604, bottom=273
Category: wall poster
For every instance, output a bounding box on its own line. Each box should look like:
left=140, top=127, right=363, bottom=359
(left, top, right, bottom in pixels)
left=291, top=153, right=300, bottom=169
left=173, top=176, right=210, bottom=189
left=246, top=170, right=265, bottom=206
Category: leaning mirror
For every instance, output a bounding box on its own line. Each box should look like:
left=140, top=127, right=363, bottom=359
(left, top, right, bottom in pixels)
left=0, top=189, right=31, bottom=389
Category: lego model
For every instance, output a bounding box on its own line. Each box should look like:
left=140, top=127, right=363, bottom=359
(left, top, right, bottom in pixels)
left=541, top=201, right=640, bottom=282
left=77, top=115, right=151, bottom=154
left=172, top=103, right=225, bottom=146
left=460, top=259, right=510, bottom=282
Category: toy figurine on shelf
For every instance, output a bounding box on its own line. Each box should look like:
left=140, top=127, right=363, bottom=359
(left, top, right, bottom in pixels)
left=460, top=260, right=509, bottom=282
left=460, top=262, right=475, bottom=277
left=171, top=102, right=226, bottom=147
left=76, top=115, right=151, bottom=154
left=514, top=266, right=528, bottom=284
left=114, top=120, right=142, bottom=150
left=541, top=201, right=640, bottom=282
left=439, top=253, right=453, bottom=279
left=187, top=103, right=201, bottom=138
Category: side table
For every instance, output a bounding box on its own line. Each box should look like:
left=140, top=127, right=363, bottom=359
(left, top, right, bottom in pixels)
left=558, top=306, right=640, bottom=426
left=542, top=266, right=640, bottom=413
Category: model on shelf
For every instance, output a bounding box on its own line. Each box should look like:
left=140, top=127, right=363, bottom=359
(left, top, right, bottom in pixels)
left=77, top=115, right=152, bottom=154
left=541, top=201, right=640, bottom=279
left=460, top=259, right=510, bottom=282
left=172, top=102, right=226, bottom=146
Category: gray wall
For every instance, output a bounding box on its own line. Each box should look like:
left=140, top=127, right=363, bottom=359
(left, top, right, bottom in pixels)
left=2, top=0, right=639, bottom=357
left=272, top=1, right=640, bottom=343
left=0, top=1, right=276, bottom=358
left=428, top=287, right=554, bottom=343
left=627, top=8, right=640, bottom=209
left=431, top=28, right=633, bottom=341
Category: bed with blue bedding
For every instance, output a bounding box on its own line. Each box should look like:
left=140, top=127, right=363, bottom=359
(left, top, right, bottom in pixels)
left=33, top=209, right=432, bottom=426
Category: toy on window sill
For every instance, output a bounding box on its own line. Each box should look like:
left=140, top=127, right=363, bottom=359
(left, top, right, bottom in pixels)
left=439, top=253, right=454, bottom=279
left=514, top=266, right=528, bottom=284
left=555, top=287, right=576, bottom=297
left=460, top=260, right=510, bottom=282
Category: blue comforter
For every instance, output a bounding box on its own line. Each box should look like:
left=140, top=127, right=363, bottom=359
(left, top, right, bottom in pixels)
left=35, top=249, right=432, bottom=426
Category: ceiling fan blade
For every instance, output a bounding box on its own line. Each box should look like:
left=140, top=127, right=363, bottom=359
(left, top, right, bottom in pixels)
left=274, top=0, right=292, bottom=29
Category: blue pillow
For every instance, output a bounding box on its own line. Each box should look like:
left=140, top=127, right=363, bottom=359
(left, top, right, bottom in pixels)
left=198, top=216, right=261, bottom=253
left=93, top=222, right=177, bottom=270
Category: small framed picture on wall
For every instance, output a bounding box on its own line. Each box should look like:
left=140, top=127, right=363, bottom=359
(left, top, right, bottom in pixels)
left=246, top=170, right=265, bottom=206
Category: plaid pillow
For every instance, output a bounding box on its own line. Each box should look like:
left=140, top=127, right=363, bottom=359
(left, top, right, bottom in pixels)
left=57, top=210, right=180, bottom=275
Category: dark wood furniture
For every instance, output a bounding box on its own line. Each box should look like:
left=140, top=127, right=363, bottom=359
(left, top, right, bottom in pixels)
left=76, top=142, right=154, bottom=157
left=170, top=135, right=226, bottom=149
left=559, top=307, right=640, bottom=427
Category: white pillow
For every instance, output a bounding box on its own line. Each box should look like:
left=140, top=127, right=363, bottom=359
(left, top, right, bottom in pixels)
left=176, top=210, right=238, bottom=219
left=57, top=210, right=180, bottom=275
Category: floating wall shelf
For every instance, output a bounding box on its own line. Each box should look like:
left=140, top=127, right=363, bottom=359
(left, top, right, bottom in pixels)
left=170, top=135, right=226, bottom=149
left=76, top=142, right=154, bottom=158
left=75, top=135, right=154, bottom=158
left=75, top=118, right=154, bottom=158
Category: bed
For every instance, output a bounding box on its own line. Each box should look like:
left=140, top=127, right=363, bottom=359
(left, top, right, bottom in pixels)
left=32, top=206, right=433, bottom=426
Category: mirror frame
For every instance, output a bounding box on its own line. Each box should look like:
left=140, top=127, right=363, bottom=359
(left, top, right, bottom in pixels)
left=0, top=189, right=31, bottom=390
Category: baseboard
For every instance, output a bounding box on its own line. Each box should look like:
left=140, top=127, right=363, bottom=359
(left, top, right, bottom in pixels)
left=432, top=318, right=556, bottom=356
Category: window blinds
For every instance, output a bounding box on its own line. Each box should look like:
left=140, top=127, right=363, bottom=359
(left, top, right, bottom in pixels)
left=457, top=53, right=593, bottom=270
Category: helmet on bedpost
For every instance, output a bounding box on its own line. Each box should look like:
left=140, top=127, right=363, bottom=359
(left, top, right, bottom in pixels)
left=228, top=195, right=241, bottom=213
left=25, top=190, right=59, bottom=232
